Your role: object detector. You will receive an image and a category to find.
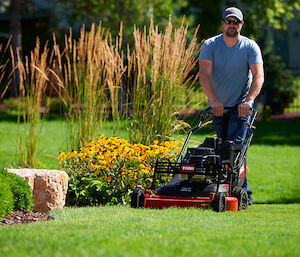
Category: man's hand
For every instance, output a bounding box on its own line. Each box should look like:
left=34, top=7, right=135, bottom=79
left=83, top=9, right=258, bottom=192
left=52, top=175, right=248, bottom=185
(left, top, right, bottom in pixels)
left=238, top=101, right=252, bottom=117
left=211, top=100, right=224, bottom=116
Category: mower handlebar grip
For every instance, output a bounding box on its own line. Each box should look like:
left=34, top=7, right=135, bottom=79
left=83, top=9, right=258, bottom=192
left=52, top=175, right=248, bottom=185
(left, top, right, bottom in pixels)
left=200, top=106, right=254, bottom=116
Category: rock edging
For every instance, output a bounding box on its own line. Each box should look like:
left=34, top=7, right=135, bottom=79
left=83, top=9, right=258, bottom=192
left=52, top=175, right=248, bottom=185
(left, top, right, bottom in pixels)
left=7, top=169, right=68, bottom=212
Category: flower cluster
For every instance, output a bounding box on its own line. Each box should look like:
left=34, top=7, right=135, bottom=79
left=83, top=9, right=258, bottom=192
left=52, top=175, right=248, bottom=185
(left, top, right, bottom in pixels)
left=58, top=135, right=182, bottom=205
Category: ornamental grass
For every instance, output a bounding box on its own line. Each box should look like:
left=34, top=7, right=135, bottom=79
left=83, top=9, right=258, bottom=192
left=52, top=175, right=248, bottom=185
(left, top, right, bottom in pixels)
left=13, top=38, right=54, bottom=167
left=58, top=135, right=182, bottom=205
left=52, top=22, right=125, bottom=151
left=127, top=17, right=200, bottom=145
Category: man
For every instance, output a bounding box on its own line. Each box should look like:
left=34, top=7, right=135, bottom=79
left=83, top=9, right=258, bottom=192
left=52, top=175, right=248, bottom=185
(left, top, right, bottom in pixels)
left=198, top=7, right=264, bottom=204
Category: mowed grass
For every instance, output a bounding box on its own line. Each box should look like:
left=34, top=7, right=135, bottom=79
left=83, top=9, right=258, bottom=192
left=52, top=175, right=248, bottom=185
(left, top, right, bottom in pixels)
left=0, top=205, right=300, bottom=257
left=0, top=111, right=300, bottom=257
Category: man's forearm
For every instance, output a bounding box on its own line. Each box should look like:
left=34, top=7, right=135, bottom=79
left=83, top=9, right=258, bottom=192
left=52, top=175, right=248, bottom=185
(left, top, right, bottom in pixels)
left=245, top=73, right=264, bottom=103
left=199, top=72, right=219, bottom=103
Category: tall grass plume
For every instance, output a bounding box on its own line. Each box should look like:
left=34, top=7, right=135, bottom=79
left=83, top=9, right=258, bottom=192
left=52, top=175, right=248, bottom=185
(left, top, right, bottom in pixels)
left=13, top=38, right=53, bottom=167
left=52, top=22, right=125, bottom=150
left=127, top=17, right=200, bottom=144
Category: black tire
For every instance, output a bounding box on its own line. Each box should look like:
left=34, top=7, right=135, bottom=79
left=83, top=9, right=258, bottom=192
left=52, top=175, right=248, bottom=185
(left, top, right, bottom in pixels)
left=131, top=188, right=145, bottom=208
left=233, top=187, right=248, bottom=210
left=213, top=192, right=226, bottom=212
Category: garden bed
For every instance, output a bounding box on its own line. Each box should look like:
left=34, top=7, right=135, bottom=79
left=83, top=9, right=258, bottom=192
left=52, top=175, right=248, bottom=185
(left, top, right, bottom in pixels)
left=0, top=211, right=54, bottom=226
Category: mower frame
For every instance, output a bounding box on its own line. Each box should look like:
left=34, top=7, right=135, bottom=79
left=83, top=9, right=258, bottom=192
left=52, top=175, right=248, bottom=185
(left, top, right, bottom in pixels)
left=131, top=107, right=257, bottom=212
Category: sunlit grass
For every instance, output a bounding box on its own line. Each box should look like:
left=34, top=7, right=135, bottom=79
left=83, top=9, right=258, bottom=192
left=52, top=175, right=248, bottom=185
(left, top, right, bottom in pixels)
left=0, top=205, right=299, bottom=257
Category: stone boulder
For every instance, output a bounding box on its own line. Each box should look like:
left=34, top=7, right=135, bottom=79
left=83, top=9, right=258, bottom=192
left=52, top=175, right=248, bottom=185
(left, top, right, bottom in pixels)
left=7, top=169, right=68, bottom=212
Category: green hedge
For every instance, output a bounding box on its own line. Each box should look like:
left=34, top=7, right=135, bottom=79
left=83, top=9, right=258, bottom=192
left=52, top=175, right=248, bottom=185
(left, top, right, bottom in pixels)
left=0, top=178, right=14, bottom=220
left=0, top=169, right=33, bottom=221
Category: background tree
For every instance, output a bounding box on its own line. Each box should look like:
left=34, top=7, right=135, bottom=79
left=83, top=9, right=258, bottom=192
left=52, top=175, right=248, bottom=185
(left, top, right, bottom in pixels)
left=55, top=0, right=187, bottom=36
left=0, top=0, right=24, bottom=96
left=0, top=0, right=53, bottom=96
left=55, top=0, right=188, bottom=47
left=181, top=0, right=300, bottom=40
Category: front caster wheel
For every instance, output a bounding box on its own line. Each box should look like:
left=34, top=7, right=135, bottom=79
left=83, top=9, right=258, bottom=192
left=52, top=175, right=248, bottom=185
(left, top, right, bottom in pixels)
left=131, top=188, right=145, bottom=208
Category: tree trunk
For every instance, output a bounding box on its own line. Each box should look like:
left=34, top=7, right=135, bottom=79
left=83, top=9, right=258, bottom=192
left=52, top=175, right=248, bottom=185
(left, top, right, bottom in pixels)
left=9, top=0, right=22, bottom=97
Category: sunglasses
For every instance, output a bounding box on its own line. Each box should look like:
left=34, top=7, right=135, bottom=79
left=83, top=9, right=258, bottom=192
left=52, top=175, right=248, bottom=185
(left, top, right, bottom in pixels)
left=223, top=19, right=241, bottom=25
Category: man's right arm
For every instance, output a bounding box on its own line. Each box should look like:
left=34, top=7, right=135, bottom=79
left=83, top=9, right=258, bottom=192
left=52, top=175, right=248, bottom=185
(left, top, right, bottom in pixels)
left=198, top=59, right=224, bottom=116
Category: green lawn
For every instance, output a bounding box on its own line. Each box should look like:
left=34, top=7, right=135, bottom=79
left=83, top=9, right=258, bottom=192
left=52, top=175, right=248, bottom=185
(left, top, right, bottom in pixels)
left=0, top=205, right=300, bottom=257
left=0, top=111, right=300, bottom=257
left=0, top=112, right=128, bottom=169
left=1, top=111, right=300, bottom=204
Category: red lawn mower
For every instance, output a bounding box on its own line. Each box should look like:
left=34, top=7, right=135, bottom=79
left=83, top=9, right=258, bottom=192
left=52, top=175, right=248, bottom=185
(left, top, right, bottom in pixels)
left=131, top=107, right=257, bottom=212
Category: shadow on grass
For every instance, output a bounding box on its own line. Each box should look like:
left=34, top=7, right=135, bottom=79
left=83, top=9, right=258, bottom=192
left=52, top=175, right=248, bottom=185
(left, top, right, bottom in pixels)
left=0, top=111, right=66, bottom=122
left=181, top=116, right=300, bottom=146
left=254, top=198, right=300, bottom=204
left=252, top=120, right=300, bottom=146
left=254, top=186, right=300, bottom=204
left=2, top=110, right=300, bottom=146
left=0, top=111, right=19, bottom=122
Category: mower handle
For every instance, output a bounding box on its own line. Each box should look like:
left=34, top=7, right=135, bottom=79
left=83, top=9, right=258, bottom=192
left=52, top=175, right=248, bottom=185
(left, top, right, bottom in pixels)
left=200, top=106, right=254, bottom=116
left=176, top=106, right=255, bottom=163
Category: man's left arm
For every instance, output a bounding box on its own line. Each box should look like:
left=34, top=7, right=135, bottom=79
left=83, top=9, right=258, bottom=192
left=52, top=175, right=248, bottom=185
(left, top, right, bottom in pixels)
left=238, top=63, right=264, bottom=117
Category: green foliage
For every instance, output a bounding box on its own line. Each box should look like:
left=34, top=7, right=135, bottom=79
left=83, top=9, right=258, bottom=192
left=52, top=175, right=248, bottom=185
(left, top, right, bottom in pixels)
left=285, top=77, right=300, bottom=112
left=223, top=0, right=300, bottom=39
left=180, top=0, right=223, bottom=39
left=0, top=174, right=14, bottom=220
left=181, top=1, right=300, bottom=41
left=239, top=0, right=300, bottom=38
left=66, top=175, right=114, bottom=206
left=0, top=169, right=33, bottom=212
left=261, top=49, right=298, bottom=114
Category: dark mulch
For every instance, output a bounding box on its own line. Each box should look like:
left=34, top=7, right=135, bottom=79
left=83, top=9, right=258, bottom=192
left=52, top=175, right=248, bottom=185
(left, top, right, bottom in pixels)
left=0, top=211, right=55, bottom=226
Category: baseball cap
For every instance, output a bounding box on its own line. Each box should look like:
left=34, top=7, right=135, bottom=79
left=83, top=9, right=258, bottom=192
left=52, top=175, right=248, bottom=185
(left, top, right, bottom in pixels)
left=222, top=7, right=243, bottom=21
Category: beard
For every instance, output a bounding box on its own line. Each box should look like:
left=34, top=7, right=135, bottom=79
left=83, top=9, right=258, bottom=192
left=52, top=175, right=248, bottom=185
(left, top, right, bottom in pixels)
left=224, top=27, right=238, bottom=37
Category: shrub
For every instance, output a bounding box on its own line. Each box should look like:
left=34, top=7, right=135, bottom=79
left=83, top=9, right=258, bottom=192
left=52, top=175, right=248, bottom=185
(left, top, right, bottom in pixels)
left=58, top=135, right=182, bottom=206
left=262, top=49, right=298, bottom=114
left=0, top=169, right=33, bottom=212
left=0, top=174, right=14, bottom=220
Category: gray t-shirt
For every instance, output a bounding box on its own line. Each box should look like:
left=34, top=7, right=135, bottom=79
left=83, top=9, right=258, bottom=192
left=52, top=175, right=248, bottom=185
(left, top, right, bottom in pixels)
left=199, top=34, right=263, bottom=107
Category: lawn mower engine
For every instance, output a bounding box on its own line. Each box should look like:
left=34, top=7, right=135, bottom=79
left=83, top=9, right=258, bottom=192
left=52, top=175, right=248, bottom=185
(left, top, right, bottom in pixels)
left=131, top=107, right=256, bottom=212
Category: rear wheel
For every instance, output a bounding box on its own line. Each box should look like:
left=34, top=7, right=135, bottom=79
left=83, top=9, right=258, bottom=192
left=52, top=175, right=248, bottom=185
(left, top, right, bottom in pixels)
left=213, top=192, right=226, bottom=212
left=233, top=187, right=248, bottom=210
left=131, top=188, right=145, bottom=208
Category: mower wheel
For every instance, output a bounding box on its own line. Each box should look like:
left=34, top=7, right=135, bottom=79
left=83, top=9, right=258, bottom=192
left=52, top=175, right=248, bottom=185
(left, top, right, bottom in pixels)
left=233, top=187, right=248, bottom=210
left=213, top=192, right=226, bottom=212
left=131, top=188, right=145, bottom=208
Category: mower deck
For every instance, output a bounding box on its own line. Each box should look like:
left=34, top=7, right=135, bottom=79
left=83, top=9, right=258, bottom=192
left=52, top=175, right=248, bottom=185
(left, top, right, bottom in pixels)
left=144, top=190, right=214, bottom=209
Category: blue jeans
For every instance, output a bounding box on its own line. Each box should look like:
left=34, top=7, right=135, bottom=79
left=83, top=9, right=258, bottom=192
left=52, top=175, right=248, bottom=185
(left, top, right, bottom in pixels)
left=212, top=109, right=252, bottom=204
left=212, top=109, right=249, bottom=145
